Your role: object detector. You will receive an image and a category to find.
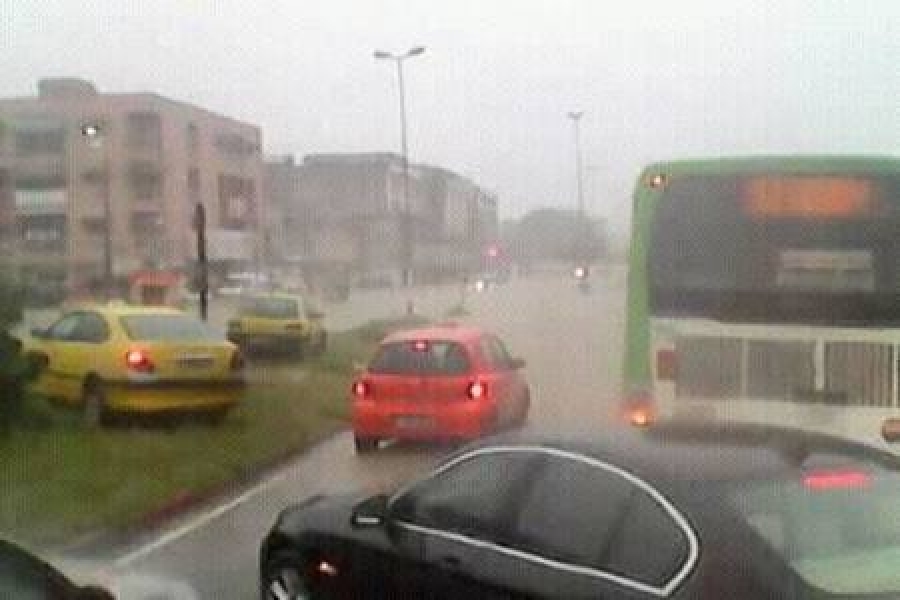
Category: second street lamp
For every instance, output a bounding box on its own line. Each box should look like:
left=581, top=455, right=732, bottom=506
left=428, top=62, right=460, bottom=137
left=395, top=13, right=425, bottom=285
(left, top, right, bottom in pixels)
left=374, top=46, right=425, bottom=288
left=567, top=111, right=586, bottom=266
left=81, top=123, right=113, bottom=300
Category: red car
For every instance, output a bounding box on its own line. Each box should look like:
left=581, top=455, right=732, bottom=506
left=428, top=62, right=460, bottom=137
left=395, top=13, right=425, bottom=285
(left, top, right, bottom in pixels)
left=351, top=324, right=530, bottom=453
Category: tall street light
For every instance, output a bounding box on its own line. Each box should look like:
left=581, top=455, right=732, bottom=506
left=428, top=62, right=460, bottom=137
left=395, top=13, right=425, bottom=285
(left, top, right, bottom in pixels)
left=567, top=111, right=585, bottom=264
left=375, top=45, right=425, bottom=288
left=81, top=123, right=113, bottom=300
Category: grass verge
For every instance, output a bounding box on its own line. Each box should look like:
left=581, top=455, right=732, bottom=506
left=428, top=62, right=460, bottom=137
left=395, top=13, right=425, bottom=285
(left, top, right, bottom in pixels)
left=0, top=315, right=426, bottom=549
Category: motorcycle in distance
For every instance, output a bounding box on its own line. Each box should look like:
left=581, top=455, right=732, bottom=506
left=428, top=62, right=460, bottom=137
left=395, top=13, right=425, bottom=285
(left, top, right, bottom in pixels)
left=574, top=265, right=591, bottom=294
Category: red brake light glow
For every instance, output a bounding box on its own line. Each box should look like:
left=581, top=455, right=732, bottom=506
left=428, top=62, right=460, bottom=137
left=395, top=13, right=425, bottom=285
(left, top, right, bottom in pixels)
left=413, top=340, right=428, bottom=352
left=468, top=381, right=486, bottom=400
left=352, top=381, right=369, bottom=398
left=125, top=349, right=154, bottom=373
left=622, top=392, right=655, bottom=428
left=803, top=470, right=871, bottom=491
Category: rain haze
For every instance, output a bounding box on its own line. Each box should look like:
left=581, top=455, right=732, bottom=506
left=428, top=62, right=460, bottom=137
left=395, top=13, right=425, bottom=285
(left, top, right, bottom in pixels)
left=5, top=0, right=897, bottom=229
left=3, top=2, right=900, bottom=598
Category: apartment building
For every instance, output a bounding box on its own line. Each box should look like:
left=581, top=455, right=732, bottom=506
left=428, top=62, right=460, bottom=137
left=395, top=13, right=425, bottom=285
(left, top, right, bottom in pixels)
left=0, top=78, right=263, bottom=300
left=265, top=152, right=498, bottom=287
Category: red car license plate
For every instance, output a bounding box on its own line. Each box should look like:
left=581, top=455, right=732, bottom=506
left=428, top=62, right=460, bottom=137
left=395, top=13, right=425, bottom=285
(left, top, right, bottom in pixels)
left=395, top=416, right=434, bottom=429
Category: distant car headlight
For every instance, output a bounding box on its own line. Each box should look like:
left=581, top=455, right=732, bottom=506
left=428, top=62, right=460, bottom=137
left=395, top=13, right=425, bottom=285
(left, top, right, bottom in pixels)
left=474, top=279, right=486, bottom=292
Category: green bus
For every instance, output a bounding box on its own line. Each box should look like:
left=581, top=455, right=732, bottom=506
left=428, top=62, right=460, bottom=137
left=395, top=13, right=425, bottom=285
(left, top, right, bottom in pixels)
left=623, top=156, right=900, bottom=449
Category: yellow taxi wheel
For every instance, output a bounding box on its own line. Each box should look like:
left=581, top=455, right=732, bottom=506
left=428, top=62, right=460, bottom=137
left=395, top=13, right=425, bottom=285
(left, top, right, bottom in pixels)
left=200, top=408, right=230, bottom=426
left=82, top=379, right=109, bottom=428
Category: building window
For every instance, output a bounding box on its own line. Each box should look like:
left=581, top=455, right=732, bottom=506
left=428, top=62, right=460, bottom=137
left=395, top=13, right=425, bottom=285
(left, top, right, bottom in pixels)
left=214, top=132, right=257, bottom=156
left=217, top=174, right=256, bottom=229
left=129, top=162, right=162, bottom=201
left=81, top=217, right=107, bottom=235
left=126, top=111, right=161, bottom=150
left=15, top=128, right=65, bottom=156
left=19, top=214, right=67, bottom=251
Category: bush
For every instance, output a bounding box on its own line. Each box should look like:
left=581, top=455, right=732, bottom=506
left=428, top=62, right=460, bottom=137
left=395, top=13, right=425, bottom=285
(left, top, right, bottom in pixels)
left=0, top=269, right=34, bottom=430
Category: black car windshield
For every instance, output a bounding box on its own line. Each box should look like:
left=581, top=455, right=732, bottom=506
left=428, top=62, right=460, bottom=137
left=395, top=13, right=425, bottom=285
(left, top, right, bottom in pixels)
left=120, top=315, right=224, bottom=341
left=369, top=341, right=471, bottom=376
left=730, top=469, right=900, bottom=595
left=650, top=174, right=900, bottom=325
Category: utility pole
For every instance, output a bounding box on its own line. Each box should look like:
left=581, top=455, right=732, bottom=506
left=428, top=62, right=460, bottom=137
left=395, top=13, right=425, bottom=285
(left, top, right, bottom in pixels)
left=81, top=124, right=113, bottom=300
left=567, top=111, right=586, bottom=263
left=193, top=203, right=208, bottom=321
left=375, top=46, right=425, bottom=288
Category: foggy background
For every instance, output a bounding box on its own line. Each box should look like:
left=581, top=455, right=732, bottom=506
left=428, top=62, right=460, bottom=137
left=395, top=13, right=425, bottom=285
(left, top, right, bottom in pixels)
left=4, top=0, right=897, bottom=238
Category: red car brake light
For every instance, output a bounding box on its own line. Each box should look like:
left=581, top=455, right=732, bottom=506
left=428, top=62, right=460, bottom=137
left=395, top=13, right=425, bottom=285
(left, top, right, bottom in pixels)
left=352, top=381, right=371, bottom=398
left=125, top=349, right=155, bottom=373
left=803, top=470, right=871, bottom=491
left=467, top=381, right=486, bottom=400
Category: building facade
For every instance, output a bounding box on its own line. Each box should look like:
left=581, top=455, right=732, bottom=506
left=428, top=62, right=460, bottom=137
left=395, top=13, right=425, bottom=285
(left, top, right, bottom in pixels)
left=265, top=153, right=498, bottom=288
left=0, top=78, right=263, bottom=300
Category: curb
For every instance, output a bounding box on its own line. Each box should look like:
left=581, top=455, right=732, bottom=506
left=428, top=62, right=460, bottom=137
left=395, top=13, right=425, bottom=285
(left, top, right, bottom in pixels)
left=57, top=426, right=348, bottom=559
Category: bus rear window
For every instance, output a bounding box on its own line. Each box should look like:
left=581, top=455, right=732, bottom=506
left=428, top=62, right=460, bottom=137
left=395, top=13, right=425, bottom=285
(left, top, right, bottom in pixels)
left=649, top=174, right=900, bottom=324
left=731, top=471, right=900, bottom=595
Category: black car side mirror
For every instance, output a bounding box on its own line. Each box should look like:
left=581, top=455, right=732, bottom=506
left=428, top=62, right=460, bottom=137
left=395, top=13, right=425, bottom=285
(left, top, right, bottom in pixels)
left=882, top=418, right=900, bottom=443
left=509, top=358, right=526, bottom=370
left=75, top=585, right=116, bottom=600
left=351, top=494, right=389, bottom=528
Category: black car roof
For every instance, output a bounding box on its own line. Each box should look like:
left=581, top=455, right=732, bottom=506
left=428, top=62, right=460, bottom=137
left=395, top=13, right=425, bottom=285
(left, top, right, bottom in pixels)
left=469, top=423, right=900, bottom=487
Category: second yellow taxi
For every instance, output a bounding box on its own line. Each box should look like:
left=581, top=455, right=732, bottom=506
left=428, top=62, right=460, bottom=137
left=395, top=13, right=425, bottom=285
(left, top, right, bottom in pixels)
left=226, top=292, right=326, bottom=358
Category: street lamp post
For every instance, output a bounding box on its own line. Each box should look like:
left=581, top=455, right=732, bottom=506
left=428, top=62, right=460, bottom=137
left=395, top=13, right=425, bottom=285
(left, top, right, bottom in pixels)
left=375, top=46, right=425, bottom=288
left=81, top=123, right=113, bottom=300
left=567, top=111, right=586, bottom=264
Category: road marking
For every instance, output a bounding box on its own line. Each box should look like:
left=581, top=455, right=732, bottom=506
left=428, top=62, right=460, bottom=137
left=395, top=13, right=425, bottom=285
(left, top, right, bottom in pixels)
left=114, top=470, right=289, bottom=567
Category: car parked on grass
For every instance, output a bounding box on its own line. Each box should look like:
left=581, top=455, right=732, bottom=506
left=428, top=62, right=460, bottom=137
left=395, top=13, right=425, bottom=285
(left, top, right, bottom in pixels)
left=261, top=423, right=900, bottom=599
left=25, top=303, right=244, bottom=426
left=351, top=323, right=530, bottom=453
left=227, top=292, right=326, bottom=359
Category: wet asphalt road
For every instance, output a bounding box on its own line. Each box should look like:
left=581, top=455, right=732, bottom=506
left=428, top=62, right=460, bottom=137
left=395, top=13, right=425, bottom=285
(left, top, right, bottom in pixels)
left=89, top=271, right=626, bottom=598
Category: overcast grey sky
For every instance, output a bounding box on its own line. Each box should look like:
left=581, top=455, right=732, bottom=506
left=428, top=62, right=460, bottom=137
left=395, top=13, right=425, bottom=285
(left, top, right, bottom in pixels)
left=3, top=0, right=898, bottom=225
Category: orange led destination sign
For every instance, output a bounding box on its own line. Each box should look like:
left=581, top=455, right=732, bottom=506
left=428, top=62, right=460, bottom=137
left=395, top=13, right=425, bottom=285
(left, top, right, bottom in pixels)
left=743, top=177, right=875, bottom=219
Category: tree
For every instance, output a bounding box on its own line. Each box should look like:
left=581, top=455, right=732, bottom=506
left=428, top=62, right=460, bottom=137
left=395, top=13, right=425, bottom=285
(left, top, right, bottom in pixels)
left=0, top=267, right=36, bottom=429
left=504, top=208, right=608, bottom=265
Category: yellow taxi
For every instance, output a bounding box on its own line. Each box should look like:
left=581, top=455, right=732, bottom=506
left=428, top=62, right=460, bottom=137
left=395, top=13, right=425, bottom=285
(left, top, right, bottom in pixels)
left=226, top=292, right=326, bottom=358
left=25, top=303, right=244, bottom=425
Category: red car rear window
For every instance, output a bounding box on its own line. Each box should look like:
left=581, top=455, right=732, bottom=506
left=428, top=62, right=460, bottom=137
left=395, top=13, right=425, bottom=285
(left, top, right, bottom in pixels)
left=369, top=341, right=471, bottom=375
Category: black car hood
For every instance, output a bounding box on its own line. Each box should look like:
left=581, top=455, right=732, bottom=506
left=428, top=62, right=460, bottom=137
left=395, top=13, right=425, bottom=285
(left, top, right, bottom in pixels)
left=275, top=492, right=367, bottom=538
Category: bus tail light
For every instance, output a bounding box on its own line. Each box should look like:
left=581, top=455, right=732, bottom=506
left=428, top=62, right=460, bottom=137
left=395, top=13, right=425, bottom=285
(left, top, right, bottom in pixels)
left=622, top=392, right=656, bottom=428
left=656, top=348, right=677, bottom=381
